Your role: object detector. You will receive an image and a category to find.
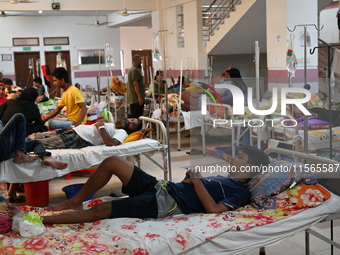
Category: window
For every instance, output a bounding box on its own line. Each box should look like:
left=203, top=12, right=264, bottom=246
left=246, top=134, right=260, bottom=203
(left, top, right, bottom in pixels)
left=44, top=37, right=69, bottom=46
left=177, top=5, right=184, bottom=48
left=13, top=37, right=39, bottom=46
left=78, top=49, right=105, bottom=65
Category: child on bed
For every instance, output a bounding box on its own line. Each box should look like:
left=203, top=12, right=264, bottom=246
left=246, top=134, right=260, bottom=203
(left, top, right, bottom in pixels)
left=0, top=113, right=68, bottom=203
left=7, top=145, right=270, bottom=225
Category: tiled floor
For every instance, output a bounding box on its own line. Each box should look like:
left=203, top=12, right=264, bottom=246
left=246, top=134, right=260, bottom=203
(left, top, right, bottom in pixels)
left=38, top=130, right=340, bottom=254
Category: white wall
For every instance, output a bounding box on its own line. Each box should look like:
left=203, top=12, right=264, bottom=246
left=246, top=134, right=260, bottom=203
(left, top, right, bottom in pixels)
left=0, top=15, right=121, bottom=89
left=119, top=26, right=153, bottom=81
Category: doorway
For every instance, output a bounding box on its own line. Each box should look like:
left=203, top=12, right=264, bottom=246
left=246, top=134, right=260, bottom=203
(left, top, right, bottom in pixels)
left=131, top=49, right=153, bottom=87
left=44, top=51, right=71, bottom=98
left=13, top=52, right=40, bottom=89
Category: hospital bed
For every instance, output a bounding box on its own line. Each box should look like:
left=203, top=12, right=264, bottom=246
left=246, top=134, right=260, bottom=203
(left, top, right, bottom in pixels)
left=252, top=113, right=340, bottom=152
left=0, top=148, right=339, bottom=254
left=201, top=99, right=272, bottom=157
left=0, top=116, right=170, bottom=183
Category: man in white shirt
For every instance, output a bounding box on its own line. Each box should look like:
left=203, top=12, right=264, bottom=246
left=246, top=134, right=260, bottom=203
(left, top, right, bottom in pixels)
left=27, top=118, right=142, bottom=149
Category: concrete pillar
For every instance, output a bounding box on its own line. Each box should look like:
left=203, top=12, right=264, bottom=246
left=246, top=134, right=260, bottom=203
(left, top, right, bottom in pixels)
left=154, top=0, right=207, bottom=81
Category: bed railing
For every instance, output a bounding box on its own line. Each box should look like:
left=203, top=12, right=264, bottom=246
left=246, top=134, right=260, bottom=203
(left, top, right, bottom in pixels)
left=264, top=147, right=340, bottom=196
left=264, top=147, right=338, bottom=165
left=139, top=116, right=170, bottom=180
left=160, top=97, right=185, bottom=151
left=144, top=97, right=159, bottom=118
left=139, top=116, right=168, bottom=146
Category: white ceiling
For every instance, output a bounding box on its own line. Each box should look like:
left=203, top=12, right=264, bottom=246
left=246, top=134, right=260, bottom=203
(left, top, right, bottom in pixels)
left=2, top=0, right=333, bottom=55
left=0, top=0, right=214, bottom=17
left=1, top=11, right=114, bottom=17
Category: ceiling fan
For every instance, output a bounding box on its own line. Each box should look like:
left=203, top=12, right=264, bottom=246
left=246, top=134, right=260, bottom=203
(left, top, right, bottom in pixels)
left=5, top=0, right=37, bottom=3
left=76, top=11, right=108, bottom=27
left=0, top=11, right=22, bottom=17
left=120, top=0, right=151, bottom=16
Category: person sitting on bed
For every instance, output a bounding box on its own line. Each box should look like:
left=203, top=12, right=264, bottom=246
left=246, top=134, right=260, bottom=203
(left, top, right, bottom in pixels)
left=152, top=70, right=167, bottom=98
left=218, top=68, right=248, bottom=106
left=168, top=76, right=187, bottom=93
left=27, top=118, right=142, bottom=150
left=7, top=145, right=270, bottom=224
left=0, top=83, right=8, bottom=106
left=0, top=87, right=48, bottom=136
left=42, top=67, right=87, bottom=130
left=0, top=113, right=68, bottom=203
left=100, top=76, right=126, bottom=101
left=316, top=91, right=340, bottom=110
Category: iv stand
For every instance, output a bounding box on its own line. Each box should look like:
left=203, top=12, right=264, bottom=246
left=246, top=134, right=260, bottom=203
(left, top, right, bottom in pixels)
left=208, top=56, right=214, bottom=84
left=287, top=24, right=323, bottom=154
left=155, top=29, right=173, bottom=181
left=97, top=50, right=102, bottom=103
left=310, top=43, right=340, bottom=160
left=104, top=43, right=114, bottom=113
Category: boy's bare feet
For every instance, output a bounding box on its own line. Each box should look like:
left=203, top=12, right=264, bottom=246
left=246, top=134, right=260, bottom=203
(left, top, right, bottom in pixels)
left=46, top=199, right=83, bottom=211
left=6, top=203, right=22, bottom=219
left=13, top=151, right=39, bottom=164
left=42, top=157, right=68, bottom=170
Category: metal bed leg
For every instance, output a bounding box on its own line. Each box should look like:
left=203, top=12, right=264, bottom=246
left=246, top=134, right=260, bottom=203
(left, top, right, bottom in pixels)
left=202, top=122, right=206, bottom=156
left=136, top=154, right=141, bottom=168
left=331, top=220, right=334, bottom=255
left=259, top=247, right=266, bottom=255
left=177, top=119, right=181, bottom=151
left=305, top=230, right=310, bottom=255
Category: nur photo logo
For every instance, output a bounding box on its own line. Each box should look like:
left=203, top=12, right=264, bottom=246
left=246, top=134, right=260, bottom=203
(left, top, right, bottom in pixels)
left=201, top=85, right=312, bottom=128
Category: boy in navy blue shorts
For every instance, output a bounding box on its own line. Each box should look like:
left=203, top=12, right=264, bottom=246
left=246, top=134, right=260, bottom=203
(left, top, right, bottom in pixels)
left=7, top=145, right=270, bottom=224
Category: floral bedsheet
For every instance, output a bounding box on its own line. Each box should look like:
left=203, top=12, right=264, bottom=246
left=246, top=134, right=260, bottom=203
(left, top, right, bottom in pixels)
left=0, top=184, right=329, bottom=255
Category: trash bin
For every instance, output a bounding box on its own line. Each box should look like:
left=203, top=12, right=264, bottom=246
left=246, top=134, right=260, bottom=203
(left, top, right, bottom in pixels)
left=24, top=180, right=50, bottom=206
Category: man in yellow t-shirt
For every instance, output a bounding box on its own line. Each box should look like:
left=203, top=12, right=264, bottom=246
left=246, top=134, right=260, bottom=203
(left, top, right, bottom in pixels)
left=43, top=67, right=87, bottom=130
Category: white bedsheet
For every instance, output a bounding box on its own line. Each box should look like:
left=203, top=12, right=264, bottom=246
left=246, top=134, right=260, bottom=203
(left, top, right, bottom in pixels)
left=181, top=111, right=203, bottom=130
left=0, top=138, right=163, bottom=183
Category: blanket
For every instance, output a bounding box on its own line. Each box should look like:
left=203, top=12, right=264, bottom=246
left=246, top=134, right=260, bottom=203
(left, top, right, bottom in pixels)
left=0, top=184, right=329, bottom=255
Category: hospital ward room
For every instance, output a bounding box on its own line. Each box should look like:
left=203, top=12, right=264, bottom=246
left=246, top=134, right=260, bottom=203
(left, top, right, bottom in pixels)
left=1, top=66, right=340, bottom=255
left=1, top=0, right=340, bottom=254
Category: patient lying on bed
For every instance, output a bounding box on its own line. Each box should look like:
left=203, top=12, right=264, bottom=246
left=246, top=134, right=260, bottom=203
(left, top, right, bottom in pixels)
left=27, top=118, right=142, bottom=149
left=7, top=145, right=270, bottom=225
left=1, top=113, right=68, bottom=202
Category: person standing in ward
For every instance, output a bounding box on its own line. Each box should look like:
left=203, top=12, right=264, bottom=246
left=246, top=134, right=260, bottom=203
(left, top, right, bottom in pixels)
left=127, top=55, right=145, bottom=118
